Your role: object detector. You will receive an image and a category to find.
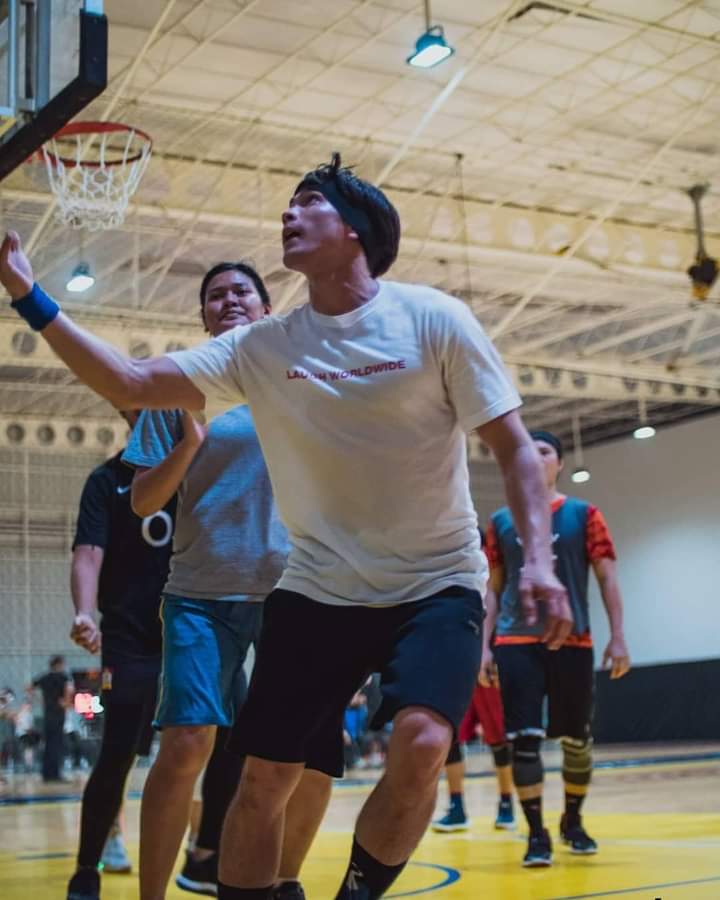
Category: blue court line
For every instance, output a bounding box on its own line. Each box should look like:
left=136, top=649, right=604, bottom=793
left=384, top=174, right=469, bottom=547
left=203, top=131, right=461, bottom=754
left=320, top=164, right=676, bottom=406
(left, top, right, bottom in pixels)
left=546, top=874, right=720, bottom=899
left=1, top=750, right=718, bottom=806
left=386, top=862, right=460, bottom=896
left=16, top=851, right=74, bottom=860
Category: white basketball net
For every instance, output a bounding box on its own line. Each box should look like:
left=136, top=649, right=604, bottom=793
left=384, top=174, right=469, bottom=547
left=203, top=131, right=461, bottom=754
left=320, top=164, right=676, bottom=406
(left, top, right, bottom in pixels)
left=42, top=126, right=152, bottom=231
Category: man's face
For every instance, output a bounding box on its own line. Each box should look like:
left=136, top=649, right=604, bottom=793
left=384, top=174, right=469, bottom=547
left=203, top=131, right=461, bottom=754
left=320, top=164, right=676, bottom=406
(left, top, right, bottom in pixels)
left=202, top=270, right=269, bottom=337
left=534, top=439, right=563, bottom=490
left=281, top=188, right=358, bottom=275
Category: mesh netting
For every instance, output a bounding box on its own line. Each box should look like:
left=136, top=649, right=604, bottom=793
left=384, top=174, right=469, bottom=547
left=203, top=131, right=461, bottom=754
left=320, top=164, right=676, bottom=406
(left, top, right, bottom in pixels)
left=42, top=124, right=152, bottom=231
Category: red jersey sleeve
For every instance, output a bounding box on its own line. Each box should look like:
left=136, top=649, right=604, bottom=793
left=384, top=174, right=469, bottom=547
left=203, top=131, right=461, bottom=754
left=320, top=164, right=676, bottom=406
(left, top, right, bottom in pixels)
left=483, top=520, right=504, bottom=571
left=586, top=506, right=616, bottom=561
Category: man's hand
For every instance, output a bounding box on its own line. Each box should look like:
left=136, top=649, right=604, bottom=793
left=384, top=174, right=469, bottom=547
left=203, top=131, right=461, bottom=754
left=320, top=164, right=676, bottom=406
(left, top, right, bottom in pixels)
left=181, top=410, right=208, bottom=450
left=519, top=561, right=572, bottom=650
left=478, top=647, right=499, bottom=688
left=0, top=231, right=34, bottom=300
left=602, top=635, right=631, bottom=679
left=70, top=613, right=101, bottom=654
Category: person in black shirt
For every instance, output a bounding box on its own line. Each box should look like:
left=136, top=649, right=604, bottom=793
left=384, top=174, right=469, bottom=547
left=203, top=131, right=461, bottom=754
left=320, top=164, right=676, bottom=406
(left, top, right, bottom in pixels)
left=31, top=654, right=73, bottom=782
left=66, top=412, right=176, bottom=900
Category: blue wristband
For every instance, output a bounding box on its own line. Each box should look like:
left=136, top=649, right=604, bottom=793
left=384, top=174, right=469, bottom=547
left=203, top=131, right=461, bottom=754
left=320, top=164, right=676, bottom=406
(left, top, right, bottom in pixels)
left=11, top=282, right=60, bottom=331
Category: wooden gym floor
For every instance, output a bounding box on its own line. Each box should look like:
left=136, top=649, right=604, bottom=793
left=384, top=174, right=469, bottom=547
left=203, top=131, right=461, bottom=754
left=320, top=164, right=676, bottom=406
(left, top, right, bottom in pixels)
left=1, top=742, right=718, bottom=899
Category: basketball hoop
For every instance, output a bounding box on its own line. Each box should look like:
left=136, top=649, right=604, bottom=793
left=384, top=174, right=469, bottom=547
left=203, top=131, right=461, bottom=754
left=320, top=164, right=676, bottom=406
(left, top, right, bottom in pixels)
left=40, top=121, right=153, bottom=231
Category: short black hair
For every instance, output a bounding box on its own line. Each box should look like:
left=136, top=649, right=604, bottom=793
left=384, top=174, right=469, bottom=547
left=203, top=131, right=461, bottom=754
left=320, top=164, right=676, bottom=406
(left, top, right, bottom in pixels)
left=529, top=430, right=563, bottom=460
left=199, top=262, right=271, bottom=311
left=294, top=153, right=401, bottom=277
left=49, top=655, right=65, bottom=668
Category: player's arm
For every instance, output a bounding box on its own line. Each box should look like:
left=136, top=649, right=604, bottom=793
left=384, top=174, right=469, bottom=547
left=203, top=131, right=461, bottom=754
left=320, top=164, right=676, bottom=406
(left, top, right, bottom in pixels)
left=592, top=556, right=631, bottom=679
left=482, top=569, right=503, bottom=647
left=70, top=469, right=111, bottom=654
left=477, top=409, right=571, bottom=649
left=0, top=231, right=204, bottom=410
left=70, top=546, right=104, bottom=654
left=131, top=412, right=206, bottom=517
left=479, top=578, right=501, bottom=687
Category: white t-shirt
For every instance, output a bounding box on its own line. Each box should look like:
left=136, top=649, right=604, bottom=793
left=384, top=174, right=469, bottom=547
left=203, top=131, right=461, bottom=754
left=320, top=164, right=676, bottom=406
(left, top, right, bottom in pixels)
left=169, top=280, right=521, bottom=607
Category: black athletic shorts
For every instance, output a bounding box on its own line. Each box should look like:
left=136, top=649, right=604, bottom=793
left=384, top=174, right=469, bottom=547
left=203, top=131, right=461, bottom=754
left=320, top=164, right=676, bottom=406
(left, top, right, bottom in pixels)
left=494, top=643, right=594, bottom=741
left=101, top=658, right=160, bottom=757
left=228, top=586, right=484, bottom=776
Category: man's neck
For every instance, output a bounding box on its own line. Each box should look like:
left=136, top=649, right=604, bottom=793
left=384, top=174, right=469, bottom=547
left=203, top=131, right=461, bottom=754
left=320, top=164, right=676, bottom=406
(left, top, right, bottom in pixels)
left=306, top=261, right=379, bottom=316
left=549, top=488, right=564, bottom=503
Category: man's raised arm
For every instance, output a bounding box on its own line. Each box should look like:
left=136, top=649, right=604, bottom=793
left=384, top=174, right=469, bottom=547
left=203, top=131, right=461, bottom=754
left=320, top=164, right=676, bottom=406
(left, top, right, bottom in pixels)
left=0, top=231, right=204, bottom=411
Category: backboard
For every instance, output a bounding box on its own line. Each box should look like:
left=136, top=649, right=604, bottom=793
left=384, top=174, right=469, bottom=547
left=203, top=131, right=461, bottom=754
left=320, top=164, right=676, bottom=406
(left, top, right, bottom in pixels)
left=0, top=0, right=107, bottom=181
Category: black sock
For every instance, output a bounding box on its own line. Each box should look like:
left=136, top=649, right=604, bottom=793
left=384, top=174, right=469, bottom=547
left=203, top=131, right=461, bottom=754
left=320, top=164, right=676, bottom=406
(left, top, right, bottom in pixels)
left=217, top=884, right=273, bottom=899
left=334, top=838, right=407, bottom=899
left=520, top=797, right=544, bottom=836
left=564, top=792, right=585, bottom=826
left=449, top=792, right=465, bottom=813
left=499, top=793, right=512, bottom=805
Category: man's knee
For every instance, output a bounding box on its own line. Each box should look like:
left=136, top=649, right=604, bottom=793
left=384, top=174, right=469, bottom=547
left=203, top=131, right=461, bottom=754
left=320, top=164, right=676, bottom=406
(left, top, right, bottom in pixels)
left=390, top=707, right=453, bottom=786
left=235, top=756, right=304, bottom=815
left=490, top=741, right=511, bottom=769
left=511, top=735, right=543, bottom=787
left=156, top=726, right=214, bottom=776
left=560, top=736, right=593, bottom=788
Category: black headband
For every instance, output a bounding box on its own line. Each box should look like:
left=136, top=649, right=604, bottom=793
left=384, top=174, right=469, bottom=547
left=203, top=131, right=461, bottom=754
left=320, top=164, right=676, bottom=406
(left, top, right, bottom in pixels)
left=314, top=178, right=373, bottom=267
left=529, top=430, right=563, bottom=459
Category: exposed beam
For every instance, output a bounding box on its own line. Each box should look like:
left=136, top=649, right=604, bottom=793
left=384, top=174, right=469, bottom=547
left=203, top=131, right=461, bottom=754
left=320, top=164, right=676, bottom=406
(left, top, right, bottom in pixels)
left=579, top=312, right=691, bottom=357
left=508, top=355, right=720, bottom=393
left=1, top=182, right=702, bottom=293
left=490, top=74, right=720, bottom=339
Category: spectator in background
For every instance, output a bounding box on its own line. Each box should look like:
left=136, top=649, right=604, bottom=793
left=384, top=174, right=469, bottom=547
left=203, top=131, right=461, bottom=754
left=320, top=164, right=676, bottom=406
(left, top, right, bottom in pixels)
left=343, top=692, right=369, bottom=769
left=343, top=680, right=391, bottom=771
left=63, top=704, right=86, bottom=772
left=14, top=690, right=39, bottom=773
left=0, top=687, right=17, bottom=781
left=30, top=655, right=73, bottom=782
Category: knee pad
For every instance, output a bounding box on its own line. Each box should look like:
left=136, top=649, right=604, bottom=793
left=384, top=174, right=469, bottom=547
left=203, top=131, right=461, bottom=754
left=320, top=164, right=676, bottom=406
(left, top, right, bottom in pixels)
left=511, top=735, right=543, bottom=787
left=560, top=736, right=593, bottom=787
left=446, top=740, right=464, bottom=766
left=490, top=742, right=511, bottom=769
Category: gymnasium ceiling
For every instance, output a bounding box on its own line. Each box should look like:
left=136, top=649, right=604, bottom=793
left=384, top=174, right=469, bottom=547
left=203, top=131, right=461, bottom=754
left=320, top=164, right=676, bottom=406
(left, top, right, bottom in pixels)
left=2, top=0, right=720, bottom=456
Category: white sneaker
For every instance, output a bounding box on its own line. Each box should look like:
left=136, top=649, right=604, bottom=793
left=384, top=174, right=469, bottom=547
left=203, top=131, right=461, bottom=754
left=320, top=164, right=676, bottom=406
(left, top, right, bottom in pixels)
left=101, top=830, right=132, bottom=874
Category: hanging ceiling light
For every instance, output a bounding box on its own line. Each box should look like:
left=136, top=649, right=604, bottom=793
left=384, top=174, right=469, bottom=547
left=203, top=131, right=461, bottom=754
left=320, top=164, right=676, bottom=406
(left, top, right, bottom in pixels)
left=66, top=263, right=95, bottom=293
left=633, top=425, right=656, bottom=440
left=407, top=0, right=455, bottom=69
left=570, top=413, right=591, bottom=484
left=633, top=398, right=656, bottom=440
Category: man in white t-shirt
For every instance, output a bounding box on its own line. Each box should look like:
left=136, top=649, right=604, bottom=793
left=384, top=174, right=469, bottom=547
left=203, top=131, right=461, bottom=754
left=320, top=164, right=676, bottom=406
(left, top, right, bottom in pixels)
left=1, top=154, right=571, bottom=900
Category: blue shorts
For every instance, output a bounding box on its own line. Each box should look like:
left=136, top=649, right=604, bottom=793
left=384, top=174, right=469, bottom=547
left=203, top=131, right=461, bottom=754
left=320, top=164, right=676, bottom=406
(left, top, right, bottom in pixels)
left=155, top=594, right=263, bottom=728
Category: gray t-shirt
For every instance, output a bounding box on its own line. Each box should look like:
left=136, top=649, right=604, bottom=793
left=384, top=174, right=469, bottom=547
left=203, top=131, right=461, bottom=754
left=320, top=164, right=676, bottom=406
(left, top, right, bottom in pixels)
left=123, top=406, right=288, bottom=601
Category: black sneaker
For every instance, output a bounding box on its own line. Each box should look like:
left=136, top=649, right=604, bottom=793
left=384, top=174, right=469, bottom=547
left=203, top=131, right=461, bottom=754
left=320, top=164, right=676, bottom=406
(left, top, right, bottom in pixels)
left=175, top=851, right=218, bottom=896
left=67, top=867, right=100, bottom=900
left=522, top=828, right=553, bottom=867
left=273, top=881, right=307, bottom=899
left=560, top=815, right=598, bottom=854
